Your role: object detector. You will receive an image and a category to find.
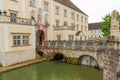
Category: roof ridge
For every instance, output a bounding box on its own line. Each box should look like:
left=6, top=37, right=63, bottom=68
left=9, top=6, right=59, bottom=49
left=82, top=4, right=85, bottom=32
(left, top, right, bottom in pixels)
left=54, top=0, right=88, bottom=16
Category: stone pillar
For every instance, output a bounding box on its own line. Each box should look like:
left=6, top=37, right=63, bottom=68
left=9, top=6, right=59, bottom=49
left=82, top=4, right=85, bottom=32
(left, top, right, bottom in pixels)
left=93, top=40, right=98, bottom=51
left=72, top=41, right=75, bottom=49
left=55, top=41, right=58, bottom=48
left=63, top=40, right=66, bottom=48
left=103, top=41, right=119, bottom=80
left=48, top=41, right=51, bottom=47
left=82, top=41, right=87, bottom=50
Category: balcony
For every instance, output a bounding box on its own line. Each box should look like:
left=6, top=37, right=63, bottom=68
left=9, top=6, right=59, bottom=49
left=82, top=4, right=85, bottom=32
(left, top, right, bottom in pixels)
left=0, top=15, right=34, bottom=25
left=53, top=25, right=75, bottom=30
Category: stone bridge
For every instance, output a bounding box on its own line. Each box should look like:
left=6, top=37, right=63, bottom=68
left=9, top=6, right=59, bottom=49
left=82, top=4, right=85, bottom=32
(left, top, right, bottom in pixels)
left=40, top=40, right=107, bottom=69
left=38, top=40, right=120, bottom=80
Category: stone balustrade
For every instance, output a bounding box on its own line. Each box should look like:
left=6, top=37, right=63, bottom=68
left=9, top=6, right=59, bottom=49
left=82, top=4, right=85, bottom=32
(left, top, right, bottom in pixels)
left=0, top=15, right=34, bottom=25
left=53, top=25, right=75, bottom=30
left=43, top=40, right=108, bottom=51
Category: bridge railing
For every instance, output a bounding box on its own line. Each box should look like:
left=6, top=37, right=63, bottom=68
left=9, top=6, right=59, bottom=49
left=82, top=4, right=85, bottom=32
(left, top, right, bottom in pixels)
left=43, top=40, right=108, bottom=51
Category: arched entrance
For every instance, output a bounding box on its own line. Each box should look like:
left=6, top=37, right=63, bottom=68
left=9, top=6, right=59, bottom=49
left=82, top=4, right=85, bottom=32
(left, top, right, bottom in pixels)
left=36, top=30, right=45, bottom=46
left=79, top=55, right=99, bottom=69
left=53, top=54, right=66, bottom=62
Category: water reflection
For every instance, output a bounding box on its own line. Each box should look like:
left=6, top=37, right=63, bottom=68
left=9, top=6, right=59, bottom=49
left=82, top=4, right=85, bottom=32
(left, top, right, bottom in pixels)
left=0, top=61, right=102, bottom=80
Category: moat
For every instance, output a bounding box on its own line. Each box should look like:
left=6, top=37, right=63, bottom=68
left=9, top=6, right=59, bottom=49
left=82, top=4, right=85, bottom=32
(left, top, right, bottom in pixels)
left=0, top=61, right=102, bottom=80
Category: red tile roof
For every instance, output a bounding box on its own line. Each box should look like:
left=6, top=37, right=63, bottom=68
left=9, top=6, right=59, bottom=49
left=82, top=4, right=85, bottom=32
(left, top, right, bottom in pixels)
left=54, top=0, right=88, bottom=16
left=88, top=22, right=101, bottom=30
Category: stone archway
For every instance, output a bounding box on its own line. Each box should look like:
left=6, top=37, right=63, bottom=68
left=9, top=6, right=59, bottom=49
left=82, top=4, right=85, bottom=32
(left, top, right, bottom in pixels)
left=36, top=30, right=45, bottom=46
left=53, top=53, right=66, bottom=62
left=79, top=55, right=99, bottom=69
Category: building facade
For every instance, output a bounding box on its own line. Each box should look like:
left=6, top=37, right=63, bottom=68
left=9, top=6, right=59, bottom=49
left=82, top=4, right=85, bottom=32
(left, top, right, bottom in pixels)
left=32, top=0, right=88, bottom=43
left=0, top=0, right=38, bottom=66
left=52, top=0, right=88, bottom=41
left=88, top=22, right=103, bottom=40
left=0, top=0, right=88, bottom=66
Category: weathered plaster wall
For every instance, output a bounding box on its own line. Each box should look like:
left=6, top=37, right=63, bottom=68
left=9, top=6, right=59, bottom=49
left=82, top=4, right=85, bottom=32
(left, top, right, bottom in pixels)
left=0, top=48, right=36, bottom=66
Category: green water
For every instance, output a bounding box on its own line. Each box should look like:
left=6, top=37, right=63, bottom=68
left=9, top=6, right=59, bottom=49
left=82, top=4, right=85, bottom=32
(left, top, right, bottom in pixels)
left=0, top=61, right=102, bottom=80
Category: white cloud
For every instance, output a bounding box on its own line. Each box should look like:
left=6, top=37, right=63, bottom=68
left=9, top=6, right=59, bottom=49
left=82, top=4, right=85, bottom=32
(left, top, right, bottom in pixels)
left=71, top=0, right=120, bottom=23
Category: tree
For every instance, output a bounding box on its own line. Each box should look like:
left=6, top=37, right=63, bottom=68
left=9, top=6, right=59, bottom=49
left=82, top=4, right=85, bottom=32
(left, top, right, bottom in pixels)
left=101, top=13, right=120, bottom=36
left=101, top=14, right=111, bottom=36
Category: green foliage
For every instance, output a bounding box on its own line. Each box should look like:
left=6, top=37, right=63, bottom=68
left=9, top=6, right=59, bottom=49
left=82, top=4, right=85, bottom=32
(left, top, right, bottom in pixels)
left=101, top=14, right=111, bottom=36
left=101, top=13, right=120, bottom=36
left=72, top=57, right=78, bottom=63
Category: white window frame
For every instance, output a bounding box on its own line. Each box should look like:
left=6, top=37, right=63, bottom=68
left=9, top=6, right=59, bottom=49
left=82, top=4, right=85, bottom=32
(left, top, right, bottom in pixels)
left=13, top=34, right=30, bottom=46
left=56, top=20, right=59, bottom=27
left=68, top=35, right=74, bottom=41
left=30, top=0, right=35, bottom=7
left=23, top=36, right=29, bottom=45
left=44, top=3, right=48, bottom=11
left=10, top=13, right=17, bottom=23
left=64, top=9, right=67, bottom=17
left=56, top=6, right=59, bottom=15
left=57, top=35, right=61, bottom=41
left=13, top=35, right=21, bottom=46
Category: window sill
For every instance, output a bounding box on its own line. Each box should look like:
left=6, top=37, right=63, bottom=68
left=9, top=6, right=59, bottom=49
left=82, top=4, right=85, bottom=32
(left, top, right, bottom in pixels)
left=56, top=13, right=60, bottom=15
left=29, top=5, right=36, bottom=8
left=44, top=10, right=49, bottom=12
left=10, top=0, right=18, bottom=2
left=12, top=44, right=31, bottom=47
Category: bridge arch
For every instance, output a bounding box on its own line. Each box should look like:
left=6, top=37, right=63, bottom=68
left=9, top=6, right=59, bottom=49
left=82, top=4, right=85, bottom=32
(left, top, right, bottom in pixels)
left=53, top=53, right=66, bottom=62
left=79, top=55, right=99, bottom=68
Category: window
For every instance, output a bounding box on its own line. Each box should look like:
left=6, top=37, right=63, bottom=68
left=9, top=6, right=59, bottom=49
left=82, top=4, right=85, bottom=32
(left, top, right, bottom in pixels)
left=64, top=21, right=67, bottom=26
left=30, top=0, right=35, bottom=7
left=23, top=36, right=29, bottom=45
left=85, top=17, right=87, bottom=23
left=71, top=12, right=74, bottom=19
left=13, top=36, right=21, bottom=46
left=77, top=15, right=79, bottom=21
left=10, top=0, right=18, bottom=2
left=44, top=3, right=48, bottom=11
left=71, top=23, right=74, bottom=27
left=56, top=20, right=59, bottom=27
left=77, top=24, right=79, bottom=31
left=64, top=9, right=67, bottom=17
left=68, top=35, right=74, bottom=41
left=81, top=16, right=83, bottom=22
left=13, top=35, right=29, bottom=46
left=10, top=13, right=17, bottom=22
left=57, top=35, right=61, bottom=41
left=56, top=6, right=59, bottom=15
left=85, top=26, right=87, bottom=31
left=81, top=25, right=83, bottom=31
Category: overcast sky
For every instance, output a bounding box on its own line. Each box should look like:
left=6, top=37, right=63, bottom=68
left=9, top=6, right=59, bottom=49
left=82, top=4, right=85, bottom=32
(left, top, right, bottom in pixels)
left=71, top=0, right=120, bottom=23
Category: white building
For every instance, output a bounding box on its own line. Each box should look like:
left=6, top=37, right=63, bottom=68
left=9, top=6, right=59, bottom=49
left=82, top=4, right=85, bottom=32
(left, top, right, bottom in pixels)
left=88, top=22, right=103, bottom=40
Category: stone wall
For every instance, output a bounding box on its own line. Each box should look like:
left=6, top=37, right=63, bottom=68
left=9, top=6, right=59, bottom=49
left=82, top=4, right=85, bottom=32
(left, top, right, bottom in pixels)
left=42, top=48, right=105, bottom=69
left=103, top=49, right=119, bottom=80
left=0, top=48, right=36, bottom=66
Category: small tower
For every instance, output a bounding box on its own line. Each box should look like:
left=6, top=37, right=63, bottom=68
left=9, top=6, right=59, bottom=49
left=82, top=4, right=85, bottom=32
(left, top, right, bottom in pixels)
left=110, top=10, right=119, bottom=35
